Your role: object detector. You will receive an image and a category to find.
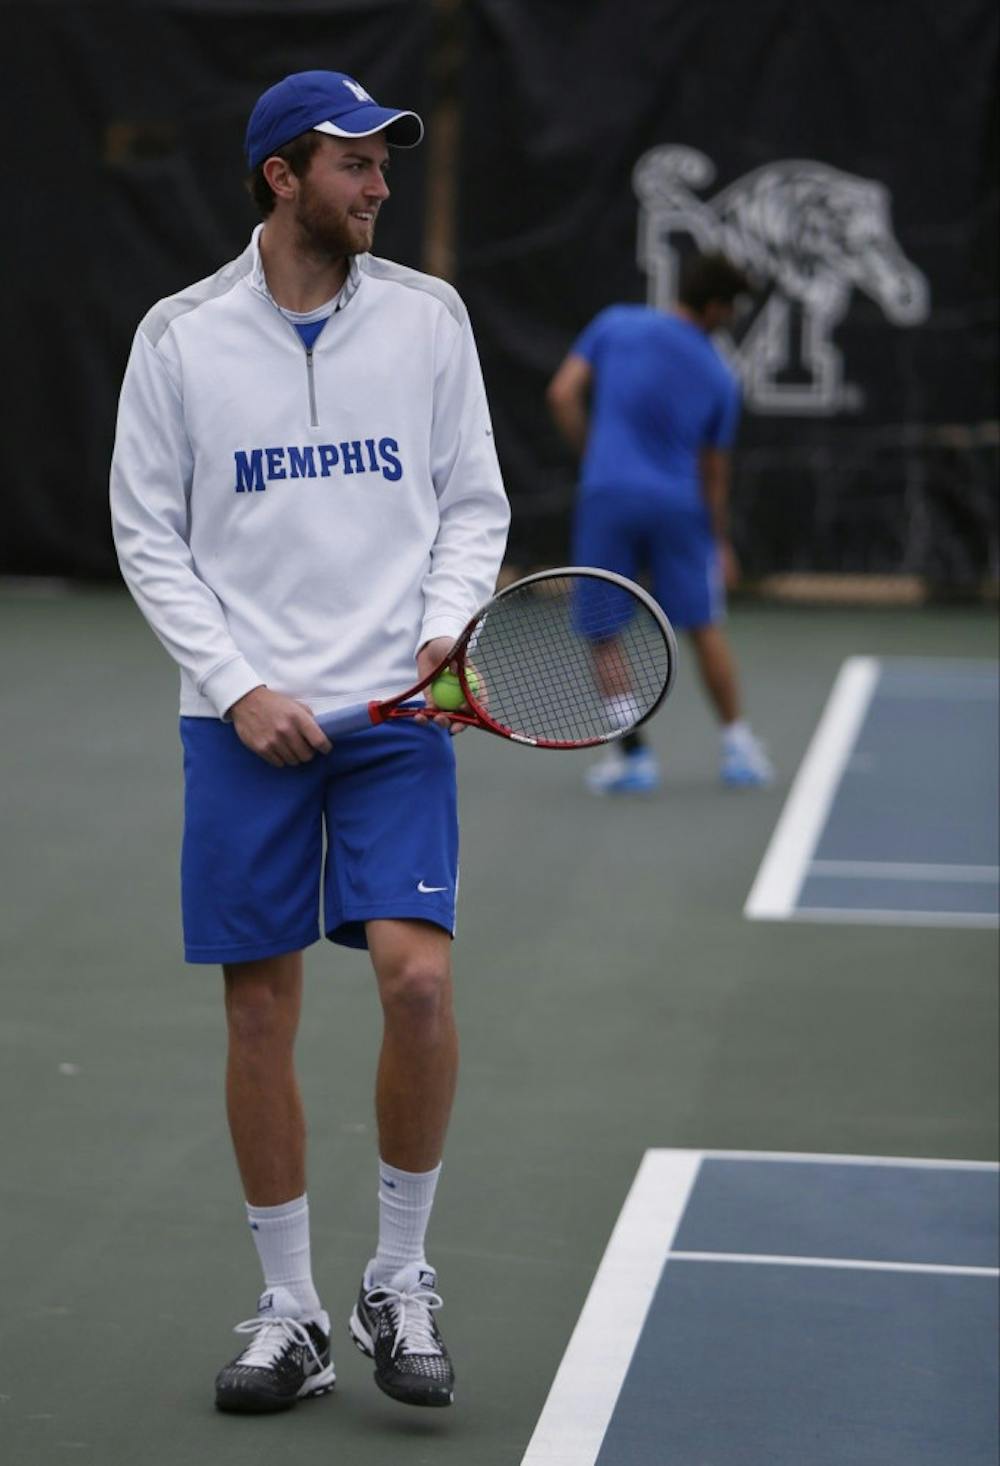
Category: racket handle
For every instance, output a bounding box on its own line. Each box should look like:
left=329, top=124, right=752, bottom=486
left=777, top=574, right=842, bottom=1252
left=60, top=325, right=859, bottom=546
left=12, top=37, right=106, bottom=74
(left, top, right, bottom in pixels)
left=316, top=703, right=378, bottom=738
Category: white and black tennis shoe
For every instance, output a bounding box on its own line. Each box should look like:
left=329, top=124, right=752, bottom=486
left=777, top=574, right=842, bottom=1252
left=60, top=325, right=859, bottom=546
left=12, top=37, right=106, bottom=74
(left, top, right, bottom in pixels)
left=349, top=1261, right=455, bottom=1407
left=215, top=1285, right=335, bottom=1414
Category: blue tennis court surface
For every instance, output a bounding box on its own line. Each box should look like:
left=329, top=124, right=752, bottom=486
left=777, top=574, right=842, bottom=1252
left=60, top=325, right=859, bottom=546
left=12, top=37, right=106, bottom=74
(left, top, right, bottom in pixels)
left=746, top=658, right=999, bottom=926
left=521, top=1151, right=999, bottom=1466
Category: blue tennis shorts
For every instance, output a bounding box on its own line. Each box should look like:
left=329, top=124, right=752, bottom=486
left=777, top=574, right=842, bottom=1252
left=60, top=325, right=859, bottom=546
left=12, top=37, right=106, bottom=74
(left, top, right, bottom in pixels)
left=572, top=488, right=725, bottom=631
left=179, top=716, right=458, bottom=964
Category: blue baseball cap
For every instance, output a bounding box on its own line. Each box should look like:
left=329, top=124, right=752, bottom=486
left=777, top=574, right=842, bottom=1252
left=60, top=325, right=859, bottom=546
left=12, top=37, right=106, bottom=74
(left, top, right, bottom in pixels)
left=245, top=70, right=423, bottom=170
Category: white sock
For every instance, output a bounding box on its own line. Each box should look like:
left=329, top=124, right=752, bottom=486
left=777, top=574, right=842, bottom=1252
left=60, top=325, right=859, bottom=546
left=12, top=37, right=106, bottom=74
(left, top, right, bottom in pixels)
left=604, top=693, right=641, bottom=731
left=722, top=718, right=752, bottom=750
left=245, top=1194, right=322, bottom=1316
left=370, top=1160, right=442, bottom=1283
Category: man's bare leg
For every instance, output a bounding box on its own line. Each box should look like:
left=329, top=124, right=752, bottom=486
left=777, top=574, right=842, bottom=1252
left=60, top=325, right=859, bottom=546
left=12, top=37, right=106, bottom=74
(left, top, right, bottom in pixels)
left=367, top=919, right=457, bottom=1171
left=221, top=951, right=321, bottom=1309
left=350, top=919, right=457, bottom=1407
left=223, top=951, right=305, bottom=1205
left=688, top=623, right=742, bottom=725
left=689, top=623, right=774, bottom=785
left=215, top=950, right=333, bottom=1416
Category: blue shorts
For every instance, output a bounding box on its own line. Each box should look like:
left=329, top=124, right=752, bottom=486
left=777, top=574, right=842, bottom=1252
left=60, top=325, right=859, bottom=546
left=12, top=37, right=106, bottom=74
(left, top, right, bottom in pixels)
left=572, top=489, right=724, bottom=631
left=179, top=716, right=458, bottom=964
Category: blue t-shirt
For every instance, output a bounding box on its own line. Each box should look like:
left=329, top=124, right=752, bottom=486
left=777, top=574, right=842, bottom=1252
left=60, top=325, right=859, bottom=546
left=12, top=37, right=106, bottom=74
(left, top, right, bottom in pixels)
left=572, top=306, right=741, bottom=505
left=293, top=317, right=328, bottom=351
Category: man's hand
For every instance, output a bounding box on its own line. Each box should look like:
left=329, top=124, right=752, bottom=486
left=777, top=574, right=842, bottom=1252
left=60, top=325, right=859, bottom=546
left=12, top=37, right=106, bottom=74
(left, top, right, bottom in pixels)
left=414, top=637, right=468, bottom=735
left=229, top=686, right=333, bottom=767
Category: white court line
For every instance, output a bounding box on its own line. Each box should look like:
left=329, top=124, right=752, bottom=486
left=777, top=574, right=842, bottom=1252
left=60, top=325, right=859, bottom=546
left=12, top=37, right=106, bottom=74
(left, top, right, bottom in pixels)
left=788, top=906, right=999, bottom=929
left=519, top=1149, right=998, bottom=1466
left=519, top=1150, right=701, bottom=1466
left=670, top=1251, right=999, bottom=1278
left=745, top=656, right=880, bottom=921
left=809, top=860, right=1000, bottom=883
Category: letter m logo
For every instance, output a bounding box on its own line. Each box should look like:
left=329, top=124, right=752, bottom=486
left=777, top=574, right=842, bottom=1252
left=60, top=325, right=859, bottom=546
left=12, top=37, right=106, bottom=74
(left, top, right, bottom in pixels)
left=234, top=449, right=265, bottom=493
left=343, top=79, right=373, bottom=103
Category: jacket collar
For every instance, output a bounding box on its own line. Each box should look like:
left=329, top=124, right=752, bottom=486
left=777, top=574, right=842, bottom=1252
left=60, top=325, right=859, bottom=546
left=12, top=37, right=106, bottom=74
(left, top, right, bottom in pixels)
left=246, top=223, right=363, bottom=312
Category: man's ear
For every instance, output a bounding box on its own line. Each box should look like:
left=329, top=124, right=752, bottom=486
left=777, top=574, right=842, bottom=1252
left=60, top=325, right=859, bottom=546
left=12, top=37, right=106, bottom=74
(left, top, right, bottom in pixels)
left=262, top=155, right=297, bottom=203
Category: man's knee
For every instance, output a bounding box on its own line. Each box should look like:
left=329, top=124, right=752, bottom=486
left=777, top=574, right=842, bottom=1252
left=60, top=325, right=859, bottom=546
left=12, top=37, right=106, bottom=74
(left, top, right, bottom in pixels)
left=377, top=951, right=453, bottom=1026
left=223, top=956, right=301, bottom=1048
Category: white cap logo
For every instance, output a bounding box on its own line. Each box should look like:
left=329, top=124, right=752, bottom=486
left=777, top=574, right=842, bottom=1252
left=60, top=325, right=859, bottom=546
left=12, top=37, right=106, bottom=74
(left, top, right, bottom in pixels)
left=343, top=79, right=373, bottom=104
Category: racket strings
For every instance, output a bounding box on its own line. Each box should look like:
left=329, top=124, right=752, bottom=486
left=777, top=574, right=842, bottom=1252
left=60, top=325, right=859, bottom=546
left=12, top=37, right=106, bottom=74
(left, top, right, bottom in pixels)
left=464, top=574, right=672, bottom=746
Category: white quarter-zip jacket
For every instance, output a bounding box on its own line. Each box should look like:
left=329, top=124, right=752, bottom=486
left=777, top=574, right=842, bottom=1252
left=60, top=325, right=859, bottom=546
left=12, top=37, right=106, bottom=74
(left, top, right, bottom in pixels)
left=110, top=227, right=510, bottom=719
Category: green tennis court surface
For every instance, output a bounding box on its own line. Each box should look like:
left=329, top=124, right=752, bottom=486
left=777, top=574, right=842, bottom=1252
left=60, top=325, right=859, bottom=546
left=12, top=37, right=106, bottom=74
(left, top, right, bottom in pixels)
left=1, top=589, right=996, bottom=1465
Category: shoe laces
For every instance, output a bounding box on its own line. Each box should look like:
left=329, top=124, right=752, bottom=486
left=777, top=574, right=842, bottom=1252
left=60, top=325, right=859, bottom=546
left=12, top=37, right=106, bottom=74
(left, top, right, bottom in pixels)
left=232, top=1314, right=324, bottom=1372
left=365, top=1281, right=444, bottom=1358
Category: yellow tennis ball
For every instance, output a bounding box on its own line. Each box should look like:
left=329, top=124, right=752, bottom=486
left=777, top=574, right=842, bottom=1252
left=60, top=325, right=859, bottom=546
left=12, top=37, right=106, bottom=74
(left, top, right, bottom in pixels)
left=431, top=669, right=479, bottom=711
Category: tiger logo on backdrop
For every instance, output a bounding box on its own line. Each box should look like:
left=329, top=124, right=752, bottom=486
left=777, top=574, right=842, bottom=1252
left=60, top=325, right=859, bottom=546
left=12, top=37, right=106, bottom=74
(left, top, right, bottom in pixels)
left=632, top=146, right=930, bottom=416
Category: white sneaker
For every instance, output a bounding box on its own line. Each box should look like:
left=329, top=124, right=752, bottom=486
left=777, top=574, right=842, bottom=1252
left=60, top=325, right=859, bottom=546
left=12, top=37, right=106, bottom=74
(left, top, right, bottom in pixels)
left=585, top=745, right=661, bottom=794
left=721, top=729, right=774, bottom=787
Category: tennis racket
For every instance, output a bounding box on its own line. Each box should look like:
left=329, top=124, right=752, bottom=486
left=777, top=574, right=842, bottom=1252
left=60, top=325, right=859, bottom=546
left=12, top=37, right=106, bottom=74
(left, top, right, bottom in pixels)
left=316, top=568, right=677, bottom=750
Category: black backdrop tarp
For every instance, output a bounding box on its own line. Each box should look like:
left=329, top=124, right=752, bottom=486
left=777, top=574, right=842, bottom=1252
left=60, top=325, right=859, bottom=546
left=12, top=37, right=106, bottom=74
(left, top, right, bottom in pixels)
left=1, top=0, right=430, bottom=576
left=3, top=0, right=997, bottom=585
left=457, top=0, right=999, bottom=582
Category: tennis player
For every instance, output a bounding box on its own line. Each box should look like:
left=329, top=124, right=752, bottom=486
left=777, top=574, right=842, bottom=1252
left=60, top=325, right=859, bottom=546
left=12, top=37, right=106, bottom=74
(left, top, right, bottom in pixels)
left=110, top=70, right=509, bottom=1414
left=547, top=252, right=773, bottom=793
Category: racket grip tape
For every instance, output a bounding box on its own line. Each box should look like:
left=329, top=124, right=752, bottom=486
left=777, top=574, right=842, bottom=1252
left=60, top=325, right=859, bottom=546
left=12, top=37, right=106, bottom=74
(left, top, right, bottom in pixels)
left=316, top=703, right=379, bottom=738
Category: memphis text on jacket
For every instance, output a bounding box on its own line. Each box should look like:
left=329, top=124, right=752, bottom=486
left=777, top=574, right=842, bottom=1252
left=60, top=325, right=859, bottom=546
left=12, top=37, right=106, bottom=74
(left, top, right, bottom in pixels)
left=234, top=437, right=403, bottom=492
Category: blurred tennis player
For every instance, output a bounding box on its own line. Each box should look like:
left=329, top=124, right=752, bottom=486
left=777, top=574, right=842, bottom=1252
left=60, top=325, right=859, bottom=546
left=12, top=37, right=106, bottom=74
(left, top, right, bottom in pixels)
left=111, top=70, right=509, bottom=1414
left=547, top=252, right=773, bottom=793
